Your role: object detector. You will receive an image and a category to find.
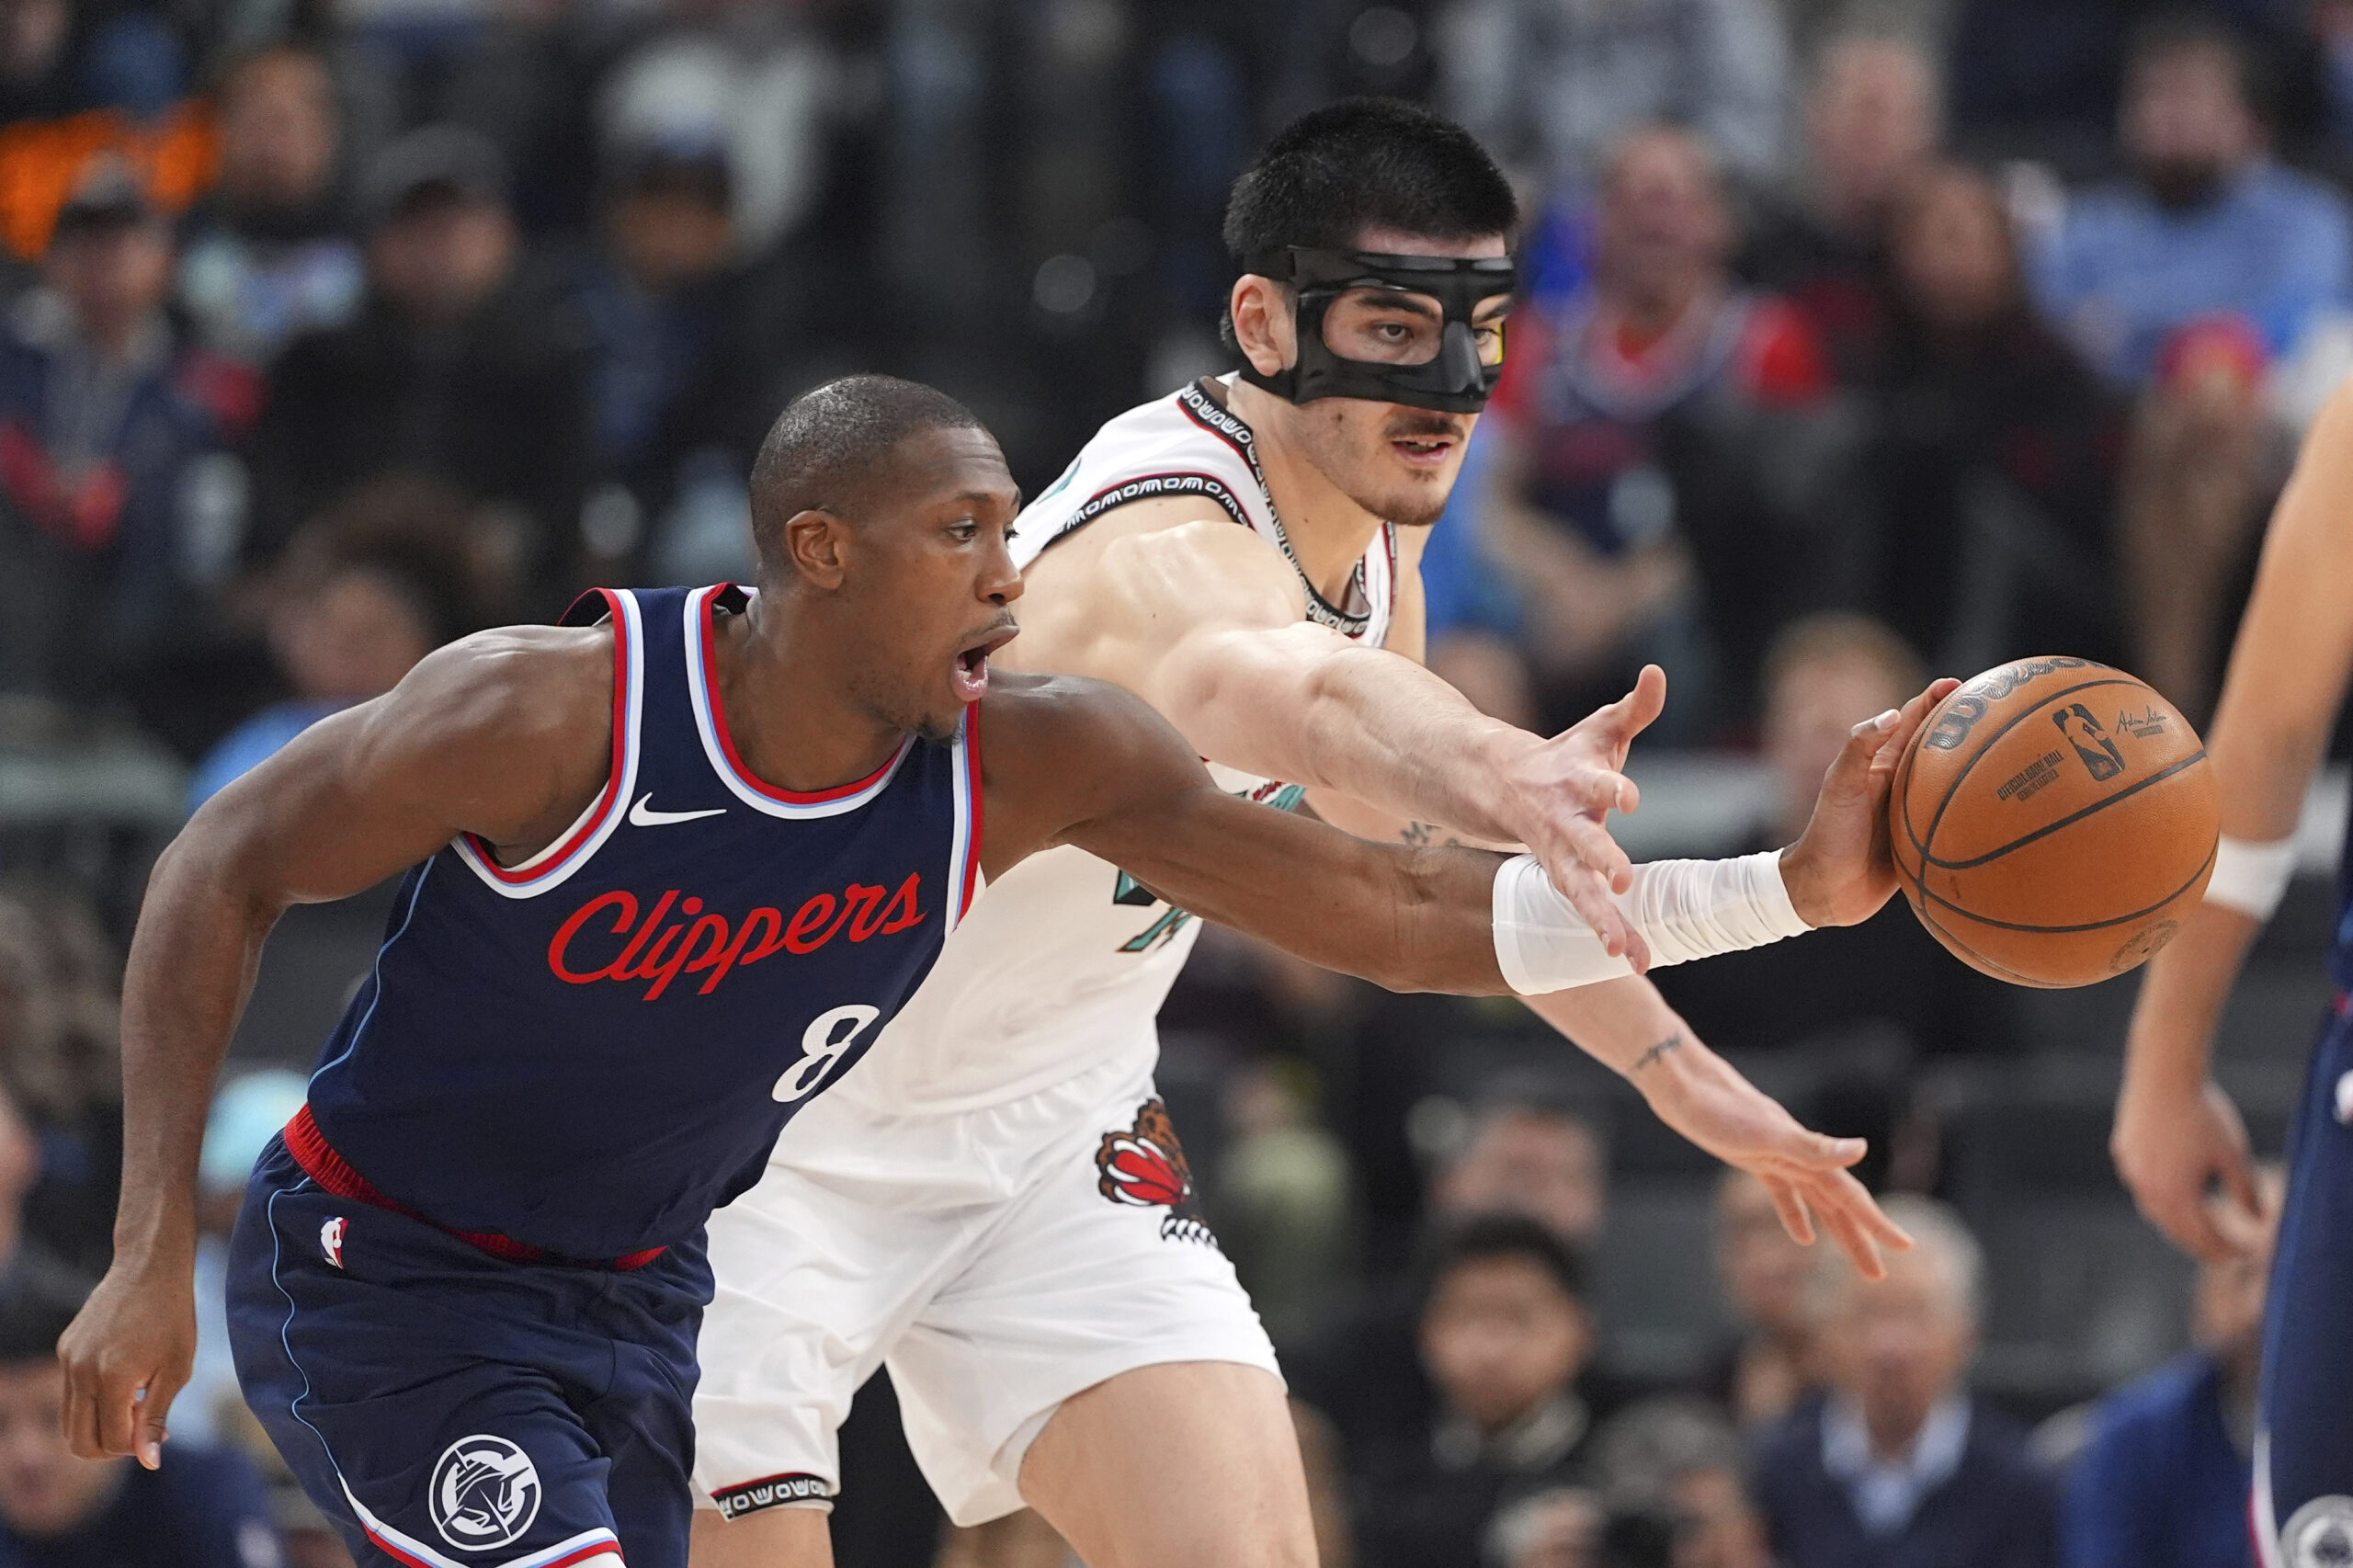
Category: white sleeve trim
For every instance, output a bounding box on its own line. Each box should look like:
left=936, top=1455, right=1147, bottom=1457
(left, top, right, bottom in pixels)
left=1491, top=851, right=1813, bottom=995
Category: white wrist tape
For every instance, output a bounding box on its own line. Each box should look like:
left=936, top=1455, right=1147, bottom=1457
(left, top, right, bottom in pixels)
left=1490, top=850, right=1813, bottom=995
left=2204, top=835, right=2298, bottom=920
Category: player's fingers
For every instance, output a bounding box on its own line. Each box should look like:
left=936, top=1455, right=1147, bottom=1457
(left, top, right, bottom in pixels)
left=1870, top=678, right=1961, bottom=775
left=1559, top=812, right=1634, bottom=893
left=133, top=1371, right=183, bottom=1470
left=1774, top=1126, right=1869, bottom=1173
left=2136, top=1184, right=2234, bottom=1265
left=1813, top=1185, right=1888, bottom=1280
left=90, top=1368, right=145, bottom=1460
left=57, top=1360, right=103, bottom=1460
left=1819, top=1165, right=1915, bottom=1253
left=1764, top=1175, right=1816, bottom=1247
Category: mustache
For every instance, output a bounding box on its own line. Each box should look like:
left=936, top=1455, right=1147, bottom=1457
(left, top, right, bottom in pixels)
left=1382, top=414, right=1469, bottom=441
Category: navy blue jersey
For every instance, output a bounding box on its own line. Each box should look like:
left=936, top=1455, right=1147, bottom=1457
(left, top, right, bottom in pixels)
left=298, top=583, right=981, bottom=1261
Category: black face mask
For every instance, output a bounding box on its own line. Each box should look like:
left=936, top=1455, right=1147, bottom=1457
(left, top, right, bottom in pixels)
left=1236, top=246, right=1518, bottom=415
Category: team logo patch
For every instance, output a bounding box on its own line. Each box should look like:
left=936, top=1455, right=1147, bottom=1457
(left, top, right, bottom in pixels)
left=319, top=1216, right=346, bottom=1269
left=1095, top=1098, right=1218, bottom=1247
left=2281, top=1495, right=2353, bottom=1567
left=430, top=1434, right=541, bottom=1551
left=711, top=1471, right=835, bottom=1519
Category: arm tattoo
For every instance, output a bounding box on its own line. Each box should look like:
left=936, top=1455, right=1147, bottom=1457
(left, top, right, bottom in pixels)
left=1400, top=821, right=1467, bottom=849
left=1632, top=1032, right=1684, bottom=1073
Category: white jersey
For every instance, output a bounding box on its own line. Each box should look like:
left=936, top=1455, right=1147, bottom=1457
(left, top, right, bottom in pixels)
left=819, top=376, right=1396, bottom=1118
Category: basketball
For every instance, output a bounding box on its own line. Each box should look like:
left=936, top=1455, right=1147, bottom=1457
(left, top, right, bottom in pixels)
left=1889, top=656, right=2221, bottom=988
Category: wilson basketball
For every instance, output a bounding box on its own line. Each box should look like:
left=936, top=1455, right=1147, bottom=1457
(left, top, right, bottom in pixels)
left=1889, top=657, right=2220, bottom=988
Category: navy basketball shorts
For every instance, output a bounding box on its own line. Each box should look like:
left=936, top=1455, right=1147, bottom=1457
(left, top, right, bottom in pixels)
left=2256, top=1009, right=2353, bottom=1567
left=227, top=1138, right=711, bottom=1568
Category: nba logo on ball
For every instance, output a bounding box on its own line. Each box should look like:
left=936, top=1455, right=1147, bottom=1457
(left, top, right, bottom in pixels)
left=2279, top=1495, right=2353, bottom=1566
left=431, top=1434, right=541, bottom=1550
left=318, top=1216, right=345, bottom=1269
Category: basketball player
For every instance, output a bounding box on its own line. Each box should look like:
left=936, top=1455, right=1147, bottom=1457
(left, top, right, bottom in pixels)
left=691, top=103, right=1936, bottom=1568
left=2112, top=372, right=2353, bottom=1568
left=57, top=375, right=1925, bottom=1568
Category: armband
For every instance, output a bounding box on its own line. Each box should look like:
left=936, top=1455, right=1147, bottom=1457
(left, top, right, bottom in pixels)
left=2204, top=835, right=2297, bottom=921
left=1490, top=850, right=1812, bottom=995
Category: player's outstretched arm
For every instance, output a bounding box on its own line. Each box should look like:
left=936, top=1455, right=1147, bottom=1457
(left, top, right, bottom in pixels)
left=1023, top=508, right=1660, bottom=961
left=58, top=628, right=613, bottom=1468
left=978, top=673, right=1516, bottom=994
left=2116, top=379, right=2353, bottom=1262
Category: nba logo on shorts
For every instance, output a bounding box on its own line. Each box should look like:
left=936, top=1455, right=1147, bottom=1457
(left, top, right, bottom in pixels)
left=431, top=1434, right=542, bottom=1550
left=319, top=1216, right=346, bottom=1269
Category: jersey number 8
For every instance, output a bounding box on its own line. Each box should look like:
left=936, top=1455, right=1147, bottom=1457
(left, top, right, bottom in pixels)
left=772, top=1005, right=881, bottom=1103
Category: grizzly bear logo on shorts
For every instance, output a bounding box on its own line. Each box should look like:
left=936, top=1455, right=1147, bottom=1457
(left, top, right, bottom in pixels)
left=1095, top=1098, right=1218, bottom=1248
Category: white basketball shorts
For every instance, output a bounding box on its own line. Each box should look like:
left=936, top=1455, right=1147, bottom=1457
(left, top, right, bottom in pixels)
left=691, top=1058, right=1281, bottom=1527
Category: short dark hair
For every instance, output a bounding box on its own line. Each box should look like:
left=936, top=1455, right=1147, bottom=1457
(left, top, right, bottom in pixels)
left=1221, top=98, right=1517, bottom=342
left=1419, top=1211, right=1587, bottom=1307
left=748, top=375, right=990, bottom=569
left=2126, top=11, right=2265, bottom=116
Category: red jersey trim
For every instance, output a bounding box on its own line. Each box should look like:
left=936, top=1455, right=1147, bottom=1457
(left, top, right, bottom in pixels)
left=462, top=586, right=633, bottom=885
left=695, top=584, right=915, bottom=807
left=283, top=1105, right=665, bottom=1271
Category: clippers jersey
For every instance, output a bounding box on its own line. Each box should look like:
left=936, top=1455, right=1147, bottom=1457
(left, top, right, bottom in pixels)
left=300, top=584, right=982, bottom=1259
left=821, top=377, right=1394, bottom=1118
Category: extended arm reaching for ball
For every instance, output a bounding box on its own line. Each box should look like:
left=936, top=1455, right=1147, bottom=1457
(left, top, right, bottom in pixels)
left=2114, top=381, right=2353, bottom=1263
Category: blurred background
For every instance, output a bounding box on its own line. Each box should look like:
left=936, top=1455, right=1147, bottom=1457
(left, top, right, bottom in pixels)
left=0, top=0, right=2345, bottom=1562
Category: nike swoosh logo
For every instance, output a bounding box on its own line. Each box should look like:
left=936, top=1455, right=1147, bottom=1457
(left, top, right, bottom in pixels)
left=629, top=794, right=726, bottom=828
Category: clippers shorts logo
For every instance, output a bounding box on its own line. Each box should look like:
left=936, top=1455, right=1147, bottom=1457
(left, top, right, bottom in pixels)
left=430, top=1434, right=541, bottom=1550
left=2282, top=1496, right=2353, bottom=1567
left=712, top=1471, right=835, bottom=1519
left=318, top=1216, right=346, bottom=1269
left=1094, top=1098, right=1218, bottom=1247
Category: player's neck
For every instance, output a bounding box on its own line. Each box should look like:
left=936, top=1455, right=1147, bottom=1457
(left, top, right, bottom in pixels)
left=1229, top=379, right=1387, bottom=605
left=710, top=594, right=909, bottom=792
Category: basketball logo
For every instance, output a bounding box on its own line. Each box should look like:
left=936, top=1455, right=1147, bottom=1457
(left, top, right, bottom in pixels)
left=430, top=1434, right=541, bottom=1550
left=2279, top=1495, right=2353, bottom=1567
left=318, top=1216, right=346, bottom=1269
left=2052, top=703, right=2125, bottom=782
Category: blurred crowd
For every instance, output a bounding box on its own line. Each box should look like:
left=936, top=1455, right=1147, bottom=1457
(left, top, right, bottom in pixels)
left=0, top=0, right=2348, bottom=1562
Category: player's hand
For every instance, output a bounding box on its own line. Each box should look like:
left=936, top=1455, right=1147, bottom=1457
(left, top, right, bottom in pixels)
left=1779, top=677, right=1961, bottom=928
left=2113, top=1074, right=2264, bottom=1264
left=1637, top=1034, right=1914, bottom=1278
left=57, top=1250, right=197, bottom=1469
left=1501, top=665, right=1665, bottom=969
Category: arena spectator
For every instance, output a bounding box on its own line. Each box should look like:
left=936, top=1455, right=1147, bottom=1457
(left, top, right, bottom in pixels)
left=2059, top=1166, right=2281, bottom=1568
left=0, top=155, right=233, bottom=706
left=1864, top=162, right=2124, bottom=673
left=1704, top=1170, right=1824, bottom=1428
left=1433, top=1096, right=1613, bottom=1256
left=1465, top=124, right=1853, bottom=738
left=1650, top=614, right=2020, bottom=1069
left=244, top=124, right=592, bottom=601
left=2036, top=17, right=2351, bottom=387
left=1287, top=1096, right=1621, bottom=1526
left=1753, top=1197, right=2059, bottom=1568
left=0, top=1271, right=282, bottom=1565
left=0, top=885, right=121, bottom=1276
left=2030, top=17, right=2347, bottom=716
left=1580, top=1396, right=1775, bottom=1568
left=187, top=476, right=478, bottom=809
left=1745, top=32, right=1945, bottom=381
left=176, top=44, right=363, bottom=372
left=1350, top=1214, right=1603, bottom=1568
left=1436, top=0, right=1792, bottom=185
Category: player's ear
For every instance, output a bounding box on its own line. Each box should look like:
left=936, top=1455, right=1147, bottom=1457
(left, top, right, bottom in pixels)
left=782, top=508, right=851, bottom=590
left=1230, top=275, right=1295, bottom=380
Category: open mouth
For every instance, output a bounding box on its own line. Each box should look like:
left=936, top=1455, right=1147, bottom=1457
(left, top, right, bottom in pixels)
left=951, top=622, right=1018, bottom=703
left=1390, top=429, right=1460, bottom=469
